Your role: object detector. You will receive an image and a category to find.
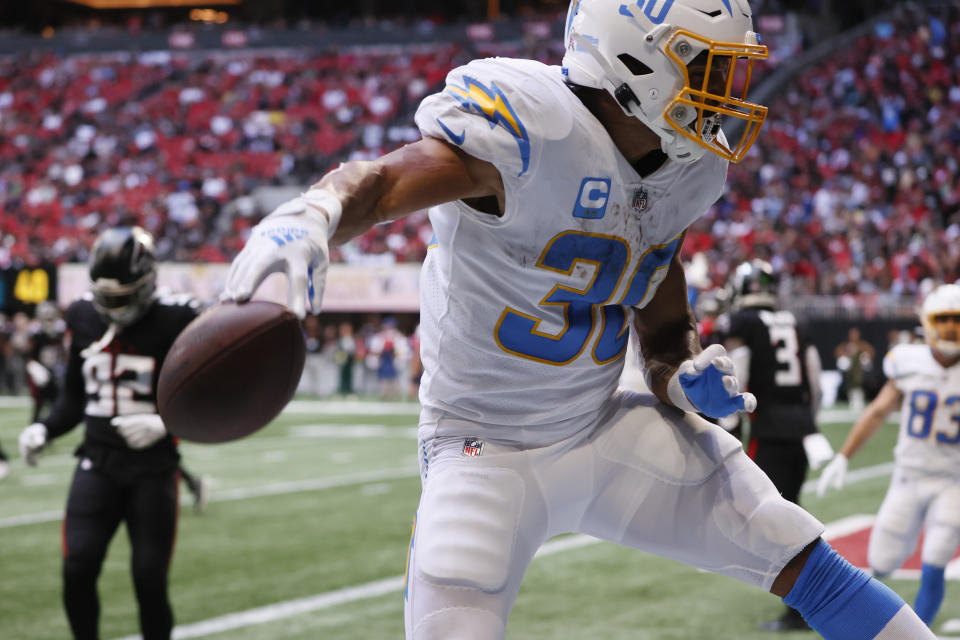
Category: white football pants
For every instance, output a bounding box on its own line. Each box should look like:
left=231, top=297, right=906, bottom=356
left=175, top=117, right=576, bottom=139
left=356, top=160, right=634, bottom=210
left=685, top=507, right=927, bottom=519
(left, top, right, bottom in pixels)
left=869, top=467, right=960, bottom=575
left=403, top=389, right=824, bottom=639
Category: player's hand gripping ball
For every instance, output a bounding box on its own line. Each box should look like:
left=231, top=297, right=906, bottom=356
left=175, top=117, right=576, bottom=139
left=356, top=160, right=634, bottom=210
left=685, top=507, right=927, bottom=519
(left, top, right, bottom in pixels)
left=158, top=301, right=305, bottom=443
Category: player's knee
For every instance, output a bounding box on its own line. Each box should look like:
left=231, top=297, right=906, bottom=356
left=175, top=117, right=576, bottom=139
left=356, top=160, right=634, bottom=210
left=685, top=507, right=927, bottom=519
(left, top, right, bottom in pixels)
left=715, top=454, right=822, bottom=557
left=413, top=607, right=506, bottom=640
left=415, top=465, right=524, bottom=592
left=62, top=554, right=100, bottom=586
left=867, top=552, right=900, bottom=578
left=922, top=524, right=960, bottom=568
left=867, top=533, right=910, bottom=576
left=131, top=554, right=170, bottom=589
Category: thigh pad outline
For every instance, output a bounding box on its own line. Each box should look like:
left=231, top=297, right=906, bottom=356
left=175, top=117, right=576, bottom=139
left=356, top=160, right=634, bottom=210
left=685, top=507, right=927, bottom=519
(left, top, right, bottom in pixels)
left=416, top=464, right=525, bottom=593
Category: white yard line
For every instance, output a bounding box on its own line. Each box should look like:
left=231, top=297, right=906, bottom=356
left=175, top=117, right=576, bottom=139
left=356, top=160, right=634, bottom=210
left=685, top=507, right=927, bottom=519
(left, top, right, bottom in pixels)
left=112, top=534, right=599, bottom=640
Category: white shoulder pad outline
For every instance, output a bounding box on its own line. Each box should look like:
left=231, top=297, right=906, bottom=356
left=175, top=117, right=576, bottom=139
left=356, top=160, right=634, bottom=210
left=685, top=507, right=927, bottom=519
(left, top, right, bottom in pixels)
left=882, top=343, right=928, bottom=382
left=418, top=59, right=536, bottom=178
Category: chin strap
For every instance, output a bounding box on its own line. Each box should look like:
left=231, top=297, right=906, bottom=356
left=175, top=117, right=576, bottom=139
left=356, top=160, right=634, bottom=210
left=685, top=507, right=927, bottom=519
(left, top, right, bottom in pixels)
left=80, top=322, right=119, bottom=359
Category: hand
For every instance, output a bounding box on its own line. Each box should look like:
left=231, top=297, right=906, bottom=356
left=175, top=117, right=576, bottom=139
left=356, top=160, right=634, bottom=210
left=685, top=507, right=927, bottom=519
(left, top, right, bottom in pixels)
left=666, top=344, right=757, bottom=419
left=803, top=432, right=835, bottom=471
left=816, top=453, right=848, bottom=498
left=25, top=360, right=51, bottom=387
left=112, top=414, right=167, bottom=450
left=222, top=190, right=342, bottom=319
left=19, top=423, right=47, bottom=466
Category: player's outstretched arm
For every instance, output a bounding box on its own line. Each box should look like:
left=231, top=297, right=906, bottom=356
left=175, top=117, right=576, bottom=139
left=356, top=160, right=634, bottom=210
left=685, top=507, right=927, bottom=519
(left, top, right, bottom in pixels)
left=223, top=138, right=501, bottom=317
left=316, top=137, right=503, bottom=245
left=634, top=240, right=755, bottom=418
left=838, top=379, right=901, bottom=460
left=817, top=380, right=901, bottom=496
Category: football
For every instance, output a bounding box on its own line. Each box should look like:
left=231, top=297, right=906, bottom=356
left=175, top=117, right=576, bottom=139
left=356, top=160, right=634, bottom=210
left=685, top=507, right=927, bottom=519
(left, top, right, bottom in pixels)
left=158, top=301, right=306, bottom=443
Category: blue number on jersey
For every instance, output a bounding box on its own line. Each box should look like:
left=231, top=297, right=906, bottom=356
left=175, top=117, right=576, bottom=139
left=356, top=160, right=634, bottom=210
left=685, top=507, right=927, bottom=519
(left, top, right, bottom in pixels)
left=905, top=391, right=960, bottom=442
left=937, top=396, right=960, bottom=444
left=496, top=231, right=676, bottom=365
left=906, top=390, right=937, bottom=439
left=593, top=237, right=680, bottom=363
left=496, top=232, right=628, bottom=364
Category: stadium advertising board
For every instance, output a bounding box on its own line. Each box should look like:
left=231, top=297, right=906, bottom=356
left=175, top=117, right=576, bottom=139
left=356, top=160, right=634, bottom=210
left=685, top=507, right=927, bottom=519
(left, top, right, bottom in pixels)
left=58, top=263, right=421, bottom=312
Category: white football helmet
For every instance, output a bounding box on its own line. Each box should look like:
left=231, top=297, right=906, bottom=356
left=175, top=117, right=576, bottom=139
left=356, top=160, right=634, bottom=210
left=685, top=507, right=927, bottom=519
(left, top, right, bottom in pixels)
left=920, top=283, right=960, bottom=357
left=563, top=0, right=769, bottom=164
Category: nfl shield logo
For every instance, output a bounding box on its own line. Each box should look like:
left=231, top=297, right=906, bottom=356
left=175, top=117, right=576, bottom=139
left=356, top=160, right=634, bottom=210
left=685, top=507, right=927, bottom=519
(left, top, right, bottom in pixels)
left=631, top=187, right=649, bottom=216
left=462, top=438, right=484, bottom=457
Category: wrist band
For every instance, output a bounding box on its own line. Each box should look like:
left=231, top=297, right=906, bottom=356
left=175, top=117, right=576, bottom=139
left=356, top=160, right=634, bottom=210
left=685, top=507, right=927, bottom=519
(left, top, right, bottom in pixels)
left=300, top=189, right=343, bottom=239
left=666, top=369, right=697, bottom=412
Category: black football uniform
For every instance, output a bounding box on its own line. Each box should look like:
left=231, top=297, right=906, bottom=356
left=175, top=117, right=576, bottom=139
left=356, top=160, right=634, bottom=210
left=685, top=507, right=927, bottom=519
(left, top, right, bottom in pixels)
left=723, top=307, right=817, bottom=507
left=41, top=292, right=198, bottom=640
left=27, top=325, right=67, bottom=421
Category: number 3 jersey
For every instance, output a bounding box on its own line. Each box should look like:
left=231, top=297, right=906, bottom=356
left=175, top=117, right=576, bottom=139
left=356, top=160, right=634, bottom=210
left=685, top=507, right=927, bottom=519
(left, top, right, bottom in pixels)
left=414, top=58, right=727, bottom=443
left=41, top=293, right=199, bottom=457
left=884, top=343, right=960, bottom=474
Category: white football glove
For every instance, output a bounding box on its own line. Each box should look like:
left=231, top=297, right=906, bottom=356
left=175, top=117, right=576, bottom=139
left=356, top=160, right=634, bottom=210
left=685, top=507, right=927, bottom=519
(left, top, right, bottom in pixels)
left=816, top=453, right=848, bottom=498
left=666, top=344, right=758, bottom=419
left=112, top=414, right=167, bottom=450
left=222, top=189, right=343, bottom=319
left=26, top=360, right=51, bottom=387
left=803, top=432, right=835, bottom=471
left=19, top=423, right=48, bottom=466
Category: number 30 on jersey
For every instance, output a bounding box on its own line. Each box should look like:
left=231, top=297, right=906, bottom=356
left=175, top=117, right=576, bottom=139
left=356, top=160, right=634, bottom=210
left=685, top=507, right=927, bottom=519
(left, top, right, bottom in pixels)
left=495, top=231, right=679, bottom=365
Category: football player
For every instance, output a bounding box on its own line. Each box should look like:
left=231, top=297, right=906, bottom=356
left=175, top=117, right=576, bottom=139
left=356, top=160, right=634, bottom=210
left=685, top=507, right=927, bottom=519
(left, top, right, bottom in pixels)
left=222, top=1, right=936, bottom=637
left=819, top=283, right=960, bottom=628
left=18, top=227, right=199, bottom=640
left=25, top=300, right=67, bottom=422
left=720, top=259, right=834, bottom=631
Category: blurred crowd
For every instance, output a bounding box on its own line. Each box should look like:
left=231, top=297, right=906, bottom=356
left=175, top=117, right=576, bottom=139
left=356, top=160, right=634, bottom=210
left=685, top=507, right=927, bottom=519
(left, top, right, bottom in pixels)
left=684, top=3, right=960, bottom=300
left=1, top=3, right=958, bottom=324
left=298, top=314, right=422, bottom=400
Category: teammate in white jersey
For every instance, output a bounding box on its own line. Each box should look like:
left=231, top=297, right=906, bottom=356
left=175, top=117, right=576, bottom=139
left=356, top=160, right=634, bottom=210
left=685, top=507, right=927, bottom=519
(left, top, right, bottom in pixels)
left=222, top=1, right=935, bottom=638
left=819, top=283, right=960, bottom=628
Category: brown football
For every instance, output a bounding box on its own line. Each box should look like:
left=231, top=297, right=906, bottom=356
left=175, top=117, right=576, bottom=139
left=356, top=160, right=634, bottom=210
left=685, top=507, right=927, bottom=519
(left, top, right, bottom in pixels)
left=158, top=301, right=305, bottom=443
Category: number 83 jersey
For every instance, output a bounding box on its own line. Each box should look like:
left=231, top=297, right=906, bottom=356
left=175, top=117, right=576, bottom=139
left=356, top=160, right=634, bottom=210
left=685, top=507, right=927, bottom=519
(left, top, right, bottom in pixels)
left=414, top=58, right=727, bottom=443
left=884, top=343, right=960, bottom=474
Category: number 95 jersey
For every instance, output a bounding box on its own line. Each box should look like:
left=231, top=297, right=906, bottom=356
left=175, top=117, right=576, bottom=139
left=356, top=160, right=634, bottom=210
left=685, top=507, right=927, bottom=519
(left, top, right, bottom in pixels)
left=414, top=58, right=728, bottom=444
left=884, top=343, right=960, bottom=474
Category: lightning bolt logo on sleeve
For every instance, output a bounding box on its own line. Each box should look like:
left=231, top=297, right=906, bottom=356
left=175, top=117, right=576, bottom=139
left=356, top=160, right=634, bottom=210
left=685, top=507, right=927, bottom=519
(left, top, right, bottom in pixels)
left=444, top=76, right=531, bottom=177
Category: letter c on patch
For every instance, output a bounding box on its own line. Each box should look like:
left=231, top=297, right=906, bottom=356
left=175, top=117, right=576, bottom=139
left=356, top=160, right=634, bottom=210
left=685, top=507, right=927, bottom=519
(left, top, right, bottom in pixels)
left=573, top=177, right=611, bottom=219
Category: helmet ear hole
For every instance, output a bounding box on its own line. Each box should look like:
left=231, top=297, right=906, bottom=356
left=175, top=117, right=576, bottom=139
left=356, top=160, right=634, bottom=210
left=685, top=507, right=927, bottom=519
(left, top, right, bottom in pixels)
left=617, top=54, right=653, bottom=76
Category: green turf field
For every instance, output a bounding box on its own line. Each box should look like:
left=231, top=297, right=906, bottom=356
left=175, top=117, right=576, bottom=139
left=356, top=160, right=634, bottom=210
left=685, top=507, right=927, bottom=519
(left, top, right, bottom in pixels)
left=1, top=397, right=957, bottom=639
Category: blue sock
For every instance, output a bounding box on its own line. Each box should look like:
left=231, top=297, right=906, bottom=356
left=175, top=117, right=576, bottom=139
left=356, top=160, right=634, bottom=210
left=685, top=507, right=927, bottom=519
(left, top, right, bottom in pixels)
left=914, top=564, right=945, bottom=626
left=783, top=539, right=906, bottom=639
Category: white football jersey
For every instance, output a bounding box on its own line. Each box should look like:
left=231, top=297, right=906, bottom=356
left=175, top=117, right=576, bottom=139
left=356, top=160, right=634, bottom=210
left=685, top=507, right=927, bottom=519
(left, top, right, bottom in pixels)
left=414, top=58, right=727, bottom=444
left=883, top=343, right=960, bottom=474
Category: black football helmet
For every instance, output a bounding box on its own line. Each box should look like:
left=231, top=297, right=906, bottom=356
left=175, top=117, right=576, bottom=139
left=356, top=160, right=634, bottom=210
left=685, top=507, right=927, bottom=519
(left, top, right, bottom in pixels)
left=728, top=259, right=779, bottom=311
left=89, top=226, right=157, bottom=326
